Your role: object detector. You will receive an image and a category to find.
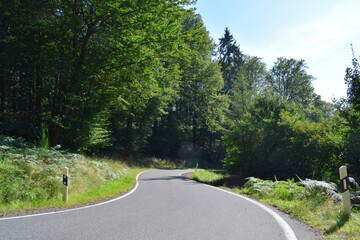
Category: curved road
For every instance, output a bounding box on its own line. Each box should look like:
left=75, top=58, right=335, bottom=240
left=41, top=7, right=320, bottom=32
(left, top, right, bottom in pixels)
left=0, top=170, right=321, bottom=239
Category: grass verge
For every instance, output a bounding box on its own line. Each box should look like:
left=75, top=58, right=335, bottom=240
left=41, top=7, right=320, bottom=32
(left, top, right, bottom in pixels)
left=0, top=135, right=152, bottom=217
left=0, top=168, right=144, bottom=218
left=1, top=135, right=197, bottom=218
left=191, top=170, right=360, bottom=240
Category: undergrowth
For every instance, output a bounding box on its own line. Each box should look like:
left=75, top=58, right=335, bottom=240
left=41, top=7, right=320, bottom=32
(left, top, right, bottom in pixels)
left=0, top=135, right=142, bottom=216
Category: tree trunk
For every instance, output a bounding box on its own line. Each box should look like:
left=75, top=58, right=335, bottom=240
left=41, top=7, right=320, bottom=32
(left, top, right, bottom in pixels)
left=0, top=72, right=5, bottom=119
left=69, top=24, right=94, bottom=95
left=152, top=120, right=158, bottom=137
left=192, top=118, right=197, bottom=146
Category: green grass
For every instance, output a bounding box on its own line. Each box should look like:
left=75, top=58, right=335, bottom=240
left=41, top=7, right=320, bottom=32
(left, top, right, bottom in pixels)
left=0, top=169, right=143, bottom=217
left=0, top=165, right=144, bottom=217
left=191, top=170, right=360, bottom=240
left=0, top=135, right=149, bottom=217
left=191, top=170, right=230, bottom=186
left=1, top=135, right=201, bottom=217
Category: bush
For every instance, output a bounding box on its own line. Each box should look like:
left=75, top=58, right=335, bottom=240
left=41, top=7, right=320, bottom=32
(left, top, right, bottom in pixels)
left=242, top=177, right=342, bottom=204
left=243, top=177, right=305, bottom=200
left=299, top=178, right=341, bottom=204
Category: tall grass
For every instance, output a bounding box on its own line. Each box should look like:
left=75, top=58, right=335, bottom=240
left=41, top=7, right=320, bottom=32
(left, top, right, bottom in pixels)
left=0, top=135, right=141, bottom=216
left=0, top=135, right=198, bottom=217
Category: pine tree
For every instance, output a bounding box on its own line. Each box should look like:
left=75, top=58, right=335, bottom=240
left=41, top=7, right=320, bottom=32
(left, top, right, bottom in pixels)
left=218, top=28, right=243, bottom=94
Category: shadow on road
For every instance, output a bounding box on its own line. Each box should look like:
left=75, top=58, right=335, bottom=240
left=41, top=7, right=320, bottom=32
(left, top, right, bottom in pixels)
left=141, top=176, right=196, bottom=182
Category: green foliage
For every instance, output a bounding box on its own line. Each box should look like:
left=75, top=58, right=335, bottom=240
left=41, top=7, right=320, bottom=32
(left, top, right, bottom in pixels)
left=345, top=56, right=360, bottom=108
left=1, top=0, right=356, bottom=181
left=243, top=177, right=277, bottom=198
left=279, top=110, right=345, bottom=180
left=140, top=158, right=188, bottom=169
left=192, top=171, right=360, bottom=239
left=228, top=55, right=268, bottom=125
left=267, top=57, right=316, bottom=105
left=38, top=123, right=50, bottom=159
left=299, top=179, right=340, bottom=204
left=39, top=124, right=50, bottom=150
left=148, top=12, right=228, bottom=161
left=218, top=28, right=244, bottom=94
left=341, top=55, right=360, bottom=178
left=223, top=95, right=345, bottom=179
left=191, top=170, right=230, bottom=186
left=241, top=177, right=346, bottom=210
left=243, top=177, right=306, bottom=201
left=240, top=177, right=360, bottom=239
left=0, top=0, right=199, bottom=154
left=0, top=135, right=129, bottom=205
left=87, top=112, right=112, bottom=153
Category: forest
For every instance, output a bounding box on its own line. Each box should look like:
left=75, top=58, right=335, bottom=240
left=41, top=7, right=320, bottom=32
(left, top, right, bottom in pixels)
left=1, top=0, right=359, bottom=181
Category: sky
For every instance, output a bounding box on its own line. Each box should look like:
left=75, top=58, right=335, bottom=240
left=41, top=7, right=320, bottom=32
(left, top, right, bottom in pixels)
left=193, top=0, right=360, bottom=102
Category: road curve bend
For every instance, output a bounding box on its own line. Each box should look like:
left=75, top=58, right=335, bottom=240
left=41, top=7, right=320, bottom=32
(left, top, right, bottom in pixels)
left=0, top=170, right=321, bottom=240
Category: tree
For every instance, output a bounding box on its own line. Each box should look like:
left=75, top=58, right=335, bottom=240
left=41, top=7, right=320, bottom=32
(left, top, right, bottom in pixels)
left=229, top=55, right=267, bottom=124
left=218, top=28, right=243, bottom=94
left=342, top=54, right=360, bottom=177
left=345, top=55, right=360, bottom=109
left=238, top=55, right=267, bottom=91
left=223, top=95, right=344, bottom=180
left=267, top=57, right=315, bottom=105
left=0, top=0, right=196, bottom=151
left=149, top=13, right=228, bottom=161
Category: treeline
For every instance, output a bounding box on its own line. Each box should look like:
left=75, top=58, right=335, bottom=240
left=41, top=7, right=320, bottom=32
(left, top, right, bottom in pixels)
left=219, top=28, right=360, bottom=180
left=0, top=0, right=226, bottom=160
left=0, top=0, right=359, bottom=180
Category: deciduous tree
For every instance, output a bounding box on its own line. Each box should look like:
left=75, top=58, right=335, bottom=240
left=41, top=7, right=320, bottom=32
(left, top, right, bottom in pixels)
left=267, top=57, right=315, bottom=105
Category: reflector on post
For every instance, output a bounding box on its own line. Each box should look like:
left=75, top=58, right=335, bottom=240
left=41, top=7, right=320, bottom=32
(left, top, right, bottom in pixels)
left=339, top=166, right=351, bottom=214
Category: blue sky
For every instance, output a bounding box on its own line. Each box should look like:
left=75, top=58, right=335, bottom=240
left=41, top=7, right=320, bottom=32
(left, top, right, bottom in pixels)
left=193, top=0, right=360, bottom=102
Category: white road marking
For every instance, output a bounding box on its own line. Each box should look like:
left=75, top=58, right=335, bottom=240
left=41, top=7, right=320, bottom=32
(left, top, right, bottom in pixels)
left=180, top=171, right=298, bottom=240
left=0, top=170, right=149, bottom=221
left=2, top=169, right=298, bottom=240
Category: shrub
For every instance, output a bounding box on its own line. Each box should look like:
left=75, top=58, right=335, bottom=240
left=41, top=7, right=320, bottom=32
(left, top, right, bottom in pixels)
left=243, top=177, right=305, bottom=200
left=299, top=178, right=341, bottom=204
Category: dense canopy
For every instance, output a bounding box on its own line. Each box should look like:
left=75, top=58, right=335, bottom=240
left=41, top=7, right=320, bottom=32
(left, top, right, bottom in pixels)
left=1, top=0, right=359, bottom=180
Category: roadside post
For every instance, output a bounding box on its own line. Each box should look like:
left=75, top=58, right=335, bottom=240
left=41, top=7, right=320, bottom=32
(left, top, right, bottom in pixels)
left=63, top=167, right=69, bottom=203
left=196, top=163, right=198, bottom=172
left=339, top=166, right=351, bottom=214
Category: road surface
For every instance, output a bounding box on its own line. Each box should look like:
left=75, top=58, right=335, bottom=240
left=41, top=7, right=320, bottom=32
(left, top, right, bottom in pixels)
left=0, top=170, right=321, bottom=239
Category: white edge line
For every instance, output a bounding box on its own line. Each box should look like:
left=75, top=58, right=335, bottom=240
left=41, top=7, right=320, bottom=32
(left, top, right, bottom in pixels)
left=180, top=171, right=297, bottom=240
left=0, top=170, right=149, bottom=221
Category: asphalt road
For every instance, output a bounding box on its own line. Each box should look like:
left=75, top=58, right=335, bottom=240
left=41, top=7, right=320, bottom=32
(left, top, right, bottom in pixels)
left=0, top=170, right=321, bottom=240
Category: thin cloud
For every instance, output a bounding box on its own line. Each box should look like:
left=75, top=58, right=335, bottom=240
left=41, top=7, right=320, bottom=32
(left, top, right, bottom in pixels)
left=247, top=1, right=360, bottom=101
left=279, top=1, right=360, bottom=59
left=251, top=1, right=358, bottom=58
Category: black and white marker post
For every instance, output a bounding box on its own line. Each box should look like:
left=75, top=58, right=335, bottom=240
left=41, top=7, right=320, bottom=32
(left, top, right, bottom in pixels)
left=339, top=166, right=351, bottom=214
left=63, top=167, right=69, bottom=203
